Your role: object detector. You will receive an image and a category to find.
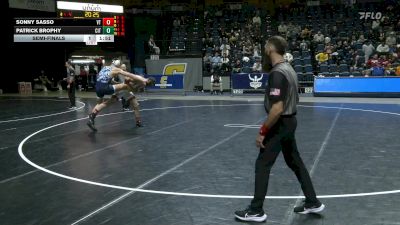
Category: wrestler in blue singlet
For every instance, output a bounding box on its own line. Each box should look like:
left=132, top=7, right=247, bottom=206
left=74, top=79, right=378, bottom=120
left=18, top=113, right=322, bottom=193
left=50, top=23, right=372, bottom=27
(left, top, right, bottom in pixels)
left=95, top=66, right=115, bottom=98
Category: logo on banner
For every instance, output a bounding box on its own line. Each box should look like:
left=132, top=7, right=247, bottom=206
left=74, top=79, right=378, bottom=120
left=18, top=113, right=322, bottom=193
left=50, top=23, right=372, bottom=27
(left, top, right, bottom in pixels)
left=157, top=76, right=172, bottom=89
left=248, top=74, right=264, bottom=89
left=163, top=63, right=187, bottom=75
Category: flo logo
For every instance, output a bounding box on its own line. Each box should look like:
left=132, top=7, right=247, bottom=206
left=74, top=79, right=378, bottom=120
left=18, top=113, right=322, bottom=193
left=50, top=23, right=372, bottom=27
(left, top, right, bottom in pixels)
left=249, top=74, right=264, bottom=89
left=359, top=12, right=382, bottom=20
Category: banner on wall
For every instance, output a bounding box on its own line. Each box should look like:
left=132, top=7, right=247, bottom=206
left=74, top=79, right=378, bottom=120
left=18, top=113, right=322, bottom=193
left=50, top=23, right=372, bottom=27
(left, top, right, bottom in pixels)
left=144, top=74, right=183, bottom=89
left=145, top=58, right=202, bottom=91
left=232, top=73, right=268, bottom=90
left=314, top=77, right=400, bottom=97
left=9, top=0, right=56, bottom=12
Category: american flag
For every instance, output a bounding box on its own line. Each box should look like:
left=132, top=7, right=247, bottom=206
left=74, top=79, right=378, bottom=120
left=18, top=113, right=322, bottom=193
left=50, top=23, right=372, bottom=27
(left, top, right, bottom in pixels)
left=270, top=88, right=281, bottom=96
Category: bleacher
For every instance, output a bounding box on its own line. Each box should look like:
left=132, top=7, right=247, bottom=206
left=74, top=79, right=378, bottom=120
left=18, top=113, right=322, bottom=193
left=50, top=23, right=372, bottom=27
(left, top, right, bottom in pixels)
left=160, top=2, right=399, bottom=92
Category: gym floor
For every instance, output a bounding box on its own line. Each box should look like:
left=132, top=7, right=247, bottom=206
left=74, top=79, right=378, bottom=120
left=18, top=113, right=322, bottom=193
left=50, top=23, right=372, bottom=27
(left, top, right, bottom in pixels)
left=1, top=96, right=400, bottom=225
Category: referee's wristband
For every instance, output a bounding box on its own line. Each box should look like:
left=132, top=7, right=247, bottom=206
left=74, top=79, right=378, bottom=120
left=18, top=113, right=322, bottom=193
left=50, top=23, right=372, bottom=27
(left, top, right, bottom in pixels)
left=259, top=124, right=269, bottom=136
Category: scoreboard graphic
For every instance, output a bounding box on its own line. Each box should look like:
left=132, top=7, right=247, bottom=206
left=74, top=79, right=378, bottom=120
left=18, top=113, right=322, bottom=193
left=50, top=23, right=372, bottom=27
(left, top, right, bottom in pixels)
left=57, top=11, right=125, bottom=37
left=13, top=2, right=125, bottom=45
left=13, top=18, right=115, bottom=45
left=56, top=1, right=125, bottom=37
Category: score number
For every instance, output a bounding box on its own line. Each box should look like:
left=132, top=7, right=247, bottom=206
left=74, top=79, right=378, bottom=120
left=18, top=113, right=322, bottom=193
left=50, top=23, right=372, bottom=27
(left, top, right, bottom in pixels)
left=84, top=11, right=100, bottom=18
left=102, top=18, right=115, bottom=35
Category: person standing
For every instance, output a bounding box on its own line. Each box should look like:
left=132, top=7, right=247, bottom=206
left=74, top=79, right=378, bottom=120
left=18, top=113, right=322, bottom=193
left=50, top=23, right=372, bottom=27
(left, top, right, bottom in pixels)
left=235, top=36, right=324, bottom=222
left=65, top=61, right=76, bottom=109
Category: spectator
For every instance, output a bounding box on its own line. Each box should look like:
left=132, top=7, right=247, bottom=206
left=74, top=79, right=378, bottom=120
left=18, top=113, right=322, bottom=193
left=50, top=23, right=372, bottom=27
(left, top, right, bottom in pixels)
left=203, top=53, right=212, bottom=72
left=173, top=18, right=180, bottom=28
left=253, top=45, right=261, bottom=58
left=385, top=64, right=396, bottom=76
left=300, top=26, right=311, bottom=39
left=315, top=51, right=329, bottom=64
left=332, top=49, right=343, bottom=64
left=278, top=23, right=288, bottom=36
left=300, top=39, right=309, bottom=51
left=331, top=25, right=338, bottom=37
left=211, top=52, right=222, bottom=68
left=148, top=35, right=160, bottom=55
left=372, top=19, right=380, bottom=30
left=286, top=24, right=299, bottom=39
left=376, top=42, right=390, bottom=55
left=232, top=59, right=242, bottom=73
left=252, top=58, right=262, bottom=72
left=220, top=43, right=231, bottom=56
left=289, top=40, right=300, bottom=52
left=221, top=53, right=230, bottom=71
left=36, top=70, right=55, bottom=92
left=395, top=64, right=400, bottom=76
left=79, top=66, right=88, bottom=91
left=380, top=16, right=390, bottom=28
left=325, top=43, right=334, bottom=54
left=180, top=16, right=186, bottom=25
left=362, top=40, right=375, bottom=63
left=243, top=44, right=252, bottom=56
left=242, top=56, right=252, bottom=72
left=351, top=55, right=365, bottom=72
left=357, top=34, right=366, bottom=43
left=284, top=22, right=294, bottom=38
left=252, top=13, right=261, bottom=26
left=370, top=64, right=385, bottom=76
left=324, top=36, right=331, bottom=44
left=313, top=31, right=325, bottom=43
left=367, top=54, right=380, bottom=68
left=379, top=55, right=390, bottom=68
left=284, top=52, right=294, bottom=63
left=378, top=31, right=385, bottom=42
left=229, top=33, right=237, bottom=46
left=386, top=32, right=397, bottom=49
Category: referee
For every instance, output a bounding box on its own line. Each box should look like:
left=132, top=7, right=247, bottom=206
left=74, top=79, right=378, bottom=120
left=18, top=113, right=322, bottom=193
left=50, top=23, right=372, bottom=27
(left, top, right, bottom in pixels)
left=65, top=60, right=76, bottom=109
left=235, top=36, right=324, bottom=222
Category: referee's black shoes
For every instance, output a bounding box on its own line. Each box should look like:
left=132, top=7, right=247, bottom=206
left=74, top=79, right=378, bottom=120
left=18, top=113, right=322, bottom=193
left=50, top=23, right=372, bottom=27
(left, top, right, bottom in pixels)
left=234, top=206, right=267, bottom=222
left=294, top=201, right=325, bottom=214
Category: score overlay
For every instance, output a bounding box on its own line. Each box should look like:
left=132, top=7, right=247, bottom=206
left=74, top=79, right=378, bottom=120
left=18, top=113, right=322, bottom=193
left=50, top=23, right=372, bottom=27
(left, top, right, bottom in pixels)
left=14, top=18, right=115, bottom=45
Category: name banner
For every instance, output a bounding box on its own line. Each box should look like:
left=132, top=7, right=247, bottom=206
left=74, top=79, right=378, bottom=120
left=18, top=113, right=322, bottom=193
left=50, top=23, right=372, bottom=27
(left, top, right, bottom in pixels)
left=144, top=74, right=183, bottom=89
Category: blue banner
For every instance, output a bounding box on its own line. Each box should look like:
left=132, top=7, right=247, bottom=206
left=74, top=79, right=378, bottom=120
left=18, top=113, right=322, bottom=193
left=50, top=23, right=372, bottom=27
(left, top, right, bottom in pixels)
left=232, top=73, right=268, bottom=90
left=314, top=77, right=400, bottom=93
left=144, top=74, right=184, bottom=89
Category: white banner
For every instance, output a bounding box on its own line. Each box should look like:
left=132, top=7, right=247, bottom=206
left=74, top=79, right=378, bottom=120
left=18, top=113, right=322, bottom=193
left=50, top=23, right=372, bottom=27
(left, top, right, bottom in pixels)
left=56, top=1, right=123, bottom=13
left=9, top=0, right=56, bottom=12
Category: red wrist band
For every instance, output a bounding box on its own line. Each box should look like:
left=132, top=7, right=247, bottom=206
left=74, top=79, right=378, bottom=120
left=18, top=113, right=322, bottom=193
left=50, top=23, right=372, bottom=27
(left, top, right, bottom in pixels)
left=259, top=124, right=269, bottom=136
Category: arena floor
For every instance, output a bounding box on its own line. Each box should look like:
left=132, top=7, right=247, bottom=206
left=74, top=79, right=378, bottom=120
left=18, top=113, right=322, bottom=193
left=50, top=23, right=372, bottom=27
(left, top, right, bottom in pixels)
left=1, top=94, right=400, bottom=225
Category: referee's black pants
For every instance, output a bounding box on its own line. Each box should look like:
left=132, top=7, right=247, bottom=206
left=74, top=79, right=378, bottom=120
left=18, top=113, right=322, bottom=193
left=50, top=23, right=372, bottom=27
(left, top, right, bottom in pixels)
left=68, top=81, right=76, bottom=107
left=250, top=116, right=319, bottom=210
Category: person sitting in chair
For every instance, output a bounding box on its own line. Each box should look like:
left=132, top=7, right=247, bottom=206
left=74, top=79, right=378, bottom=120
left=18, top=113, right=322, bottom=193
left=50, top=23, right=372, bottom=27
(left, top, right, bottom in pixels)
left=210, top=72, right=223, bottom=95
left=36, top=70, right=52, bottom=92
